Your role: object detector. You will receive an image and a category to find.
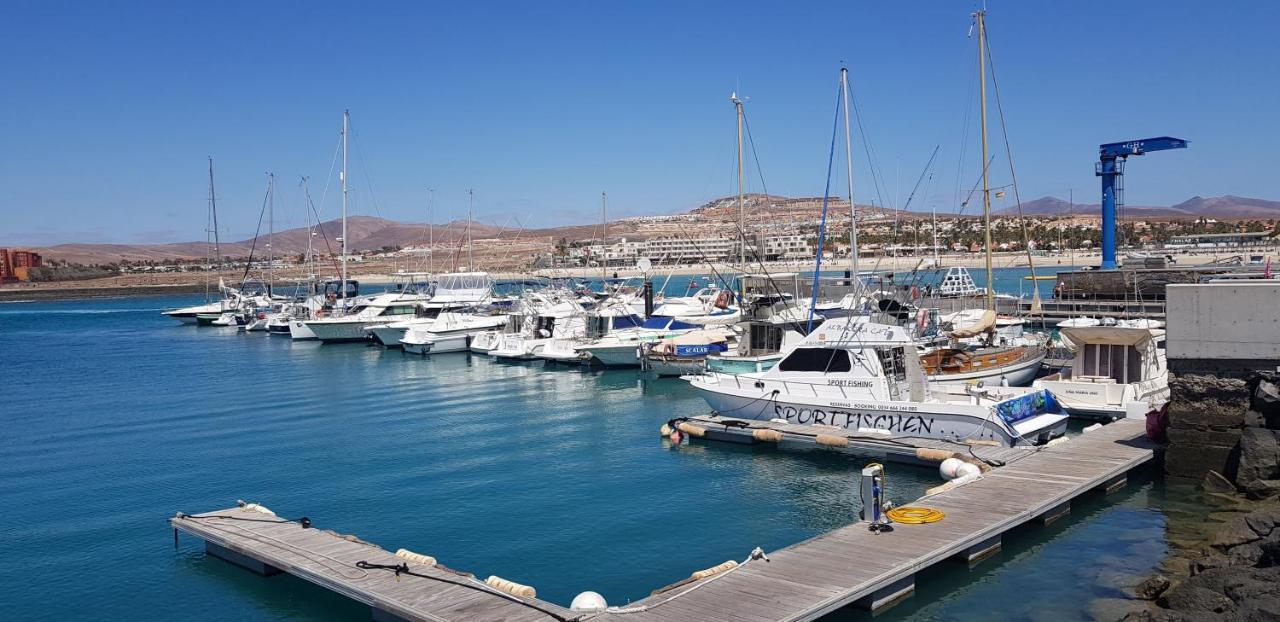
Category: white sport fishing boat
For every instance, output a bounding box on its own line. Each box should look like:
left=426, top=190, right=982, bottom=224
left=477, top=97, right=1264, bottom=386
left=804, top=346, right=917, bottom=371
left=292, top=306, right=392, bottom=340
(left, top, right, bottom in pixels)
left=400, top=311, right=510, bottom=355
left=1034, top=323, right=1169, bottom=421
left=365, top=272, right=494, bottom=347
left=687, top=317, right=1068, bottom=447
left=538, top=302, right=645, bottom=364
left=490, top=299, right=588, bottom=360
left=303, top=286, right=431, bottom=343
left=577, top=316, right=705, bottom=367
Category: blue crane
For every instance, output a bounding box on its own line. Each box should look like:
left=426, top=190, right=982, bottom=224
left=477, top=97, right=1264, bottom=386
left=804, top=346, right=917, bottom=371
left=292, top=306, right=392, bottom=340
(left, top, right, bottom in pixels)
left=1096, top=136, right=1189, bottom=269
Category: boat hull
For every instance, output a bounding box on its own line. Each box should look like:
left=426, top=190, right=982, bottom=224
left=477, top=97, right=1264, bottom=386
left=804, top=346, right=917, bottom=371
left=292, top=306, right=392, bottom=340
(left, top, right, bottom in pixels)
left=305, top=320, right=373, bottom=343
left=689, top=377, right=1068, bottom=447
left=580, top=343, right=641, bottom=367
left=927, top=350, right=1044, bottom=387
left=366, top=324, right=409, bottom=348
left=289, top=320, right=318, bottom=340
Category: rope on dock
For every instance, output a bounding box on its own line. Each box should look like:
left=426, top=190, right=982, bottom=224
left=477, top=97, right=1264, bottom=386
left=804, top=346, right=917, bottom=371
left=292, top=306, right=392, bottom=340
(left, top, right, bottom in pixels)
left=355, top=560, right=579, bottom=622
left=596, top=547, right=770, bottom=616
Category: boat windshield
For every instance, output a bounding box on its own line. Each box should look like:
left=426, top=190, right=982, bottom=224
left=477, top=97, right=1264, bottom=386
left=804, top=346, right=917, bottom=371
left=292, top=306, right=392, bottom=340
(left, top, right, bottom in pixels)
left=777, top=347, right=852, bottom=373
left=641, top=317, right=698, bottom=330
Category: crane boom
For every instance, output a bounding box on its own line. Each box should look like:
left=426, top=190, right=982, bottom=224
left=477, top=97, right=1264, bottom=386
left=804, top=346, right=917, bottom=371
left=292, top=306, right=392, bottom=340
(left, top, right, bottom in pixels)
left=1096, top=136, right=1188, bottom=269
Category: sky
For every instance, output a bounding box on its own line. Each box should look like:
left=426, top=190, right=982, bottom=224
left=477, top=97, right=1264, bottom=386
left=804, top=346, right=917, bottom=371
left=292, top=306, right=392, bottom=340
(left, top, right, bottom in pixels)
left=3, top=0, right=1278, bottom=245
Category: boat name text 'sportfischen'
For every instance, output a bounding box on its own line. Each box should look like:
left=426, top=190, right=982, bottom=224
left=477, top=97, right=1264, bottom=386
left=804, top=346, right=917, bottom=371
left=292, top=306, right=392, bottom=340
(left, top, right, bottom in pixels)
left=773, top=405, right=935, bottom=434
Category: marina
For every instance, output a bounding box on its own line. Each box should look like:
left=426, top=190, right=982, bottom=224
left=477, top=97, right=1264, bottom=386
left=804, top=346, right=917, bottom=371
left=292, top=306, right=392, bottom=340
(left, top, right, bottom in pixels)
left=6, top=2, right=1280, bottom=621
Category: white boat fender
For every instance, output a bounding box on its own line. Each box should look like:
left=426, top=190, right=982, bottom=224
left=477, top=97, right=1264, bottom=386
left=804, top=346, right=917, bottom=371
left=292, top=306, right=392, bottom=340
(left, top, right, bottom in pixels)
left=571, top=591, right=608, bottom=612
left=485, top=575, right=537, bottom=599
left=926, top=472, right=982, bottom=495
left=1045, top=436, right=1071, bottom=447
left=394, top=549, right=437, bottom=567
left=237, top=500, right=276, bottom=517
left=939, top=457, right=966, bottom=480
left=1082, top=423, right=1104, bottom=433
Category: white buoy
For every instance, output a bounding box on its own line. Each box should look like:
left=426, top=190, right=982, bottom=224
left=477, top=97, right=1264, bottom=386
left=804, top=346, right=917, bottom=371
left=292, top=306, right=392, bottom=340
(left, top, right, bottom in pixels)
left=571, top=591, right=608, bottom=612
left=939, top=457, right=965, bottom=480
left=956, top=462, right=982, bottom=479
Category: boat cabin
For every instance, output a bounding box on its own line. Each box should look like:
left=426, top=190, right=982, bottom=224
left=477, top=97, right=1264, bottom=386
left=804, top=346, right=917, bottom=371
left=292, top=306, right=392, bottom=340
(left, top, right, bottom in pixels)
left=764, top=318, right=927, bottom=402
left=1059, top=326, right=1164, bottom=385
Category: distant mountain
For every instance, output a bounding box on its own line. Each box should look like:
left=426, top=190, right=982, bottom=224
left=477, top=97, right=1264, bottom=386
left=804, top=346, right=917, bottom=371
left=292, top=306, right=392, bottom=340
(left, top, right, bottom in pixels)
left=994, top=195, right=1280, bottom=219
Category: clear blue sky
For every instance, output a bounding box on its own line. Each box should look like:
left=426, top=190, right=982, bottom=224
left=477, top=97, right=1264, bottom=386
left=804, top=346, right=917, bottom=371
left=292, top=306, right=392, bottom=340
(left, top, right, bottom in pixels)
left=3, top=1, right=1277, bottom=245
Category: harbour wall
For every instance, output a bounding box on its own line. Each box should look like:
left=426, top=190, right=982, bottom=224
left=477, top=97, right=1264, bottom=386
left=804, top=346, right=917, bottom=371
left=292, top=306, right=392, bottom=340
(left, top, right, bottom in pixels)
left=1164, top=282, right=1280, bottom=495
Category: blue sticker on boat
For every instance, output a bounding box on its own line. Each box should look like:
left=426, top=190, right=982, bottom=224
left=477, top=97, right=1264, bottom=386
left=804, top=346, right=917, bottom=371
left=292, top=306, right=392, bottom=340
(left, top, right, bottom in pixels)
left=673, top=343, right=729, bottom=357
left=995, top=390, right=1058, bottom=424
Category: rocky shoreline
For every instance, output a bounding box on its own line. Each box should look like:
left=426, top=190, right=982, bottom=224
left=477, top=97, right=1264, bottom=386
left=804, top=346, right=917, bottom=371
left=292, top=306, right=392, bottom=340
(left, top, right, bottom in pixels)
left=1099, top=373, right=1280, bottom=620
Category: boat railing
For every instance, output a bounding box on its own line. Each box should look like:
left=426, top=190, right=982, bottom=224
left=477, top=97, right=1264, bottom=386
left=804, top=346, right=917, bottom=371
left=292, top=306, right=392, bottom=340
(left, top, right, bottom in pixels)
left=717, top=373, right=854, bottom=399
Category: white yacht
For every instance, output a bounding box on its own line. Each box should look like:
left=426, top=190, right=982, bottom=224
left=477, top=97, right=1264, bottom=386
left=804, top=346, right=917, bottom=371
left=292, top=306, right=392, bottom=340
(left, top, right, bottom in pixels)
left=303, top=286, right=431, bottom=344
left=576, top=316, right=705, bottom=367
left=688, top=317, right=1069, bottom=447
left=1034, top=324, right=1169, bottom=421
left=400, top=311, right=510, bottom=355
left=538, top=302, right=645, bottom=364
left=365, top=272, right=495, bottom=347
left=490, top=299, right=588, bottom=360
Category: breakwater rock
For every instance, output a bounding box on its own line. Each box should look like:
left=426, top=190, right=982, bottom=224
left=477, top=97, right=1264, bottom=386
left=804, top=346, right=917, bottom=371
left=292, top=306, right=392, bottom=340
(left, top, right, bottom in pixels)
left=1122, top=503, right=1280, bottom=620
left=1166, top=371, right=1280, bottom=500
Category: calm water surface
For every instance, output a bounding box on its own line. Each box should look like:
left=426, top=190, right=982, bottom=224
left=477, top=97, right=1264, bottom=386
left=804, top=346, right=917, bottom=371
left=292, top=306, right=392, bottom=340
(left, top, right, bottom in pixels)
left=1, top=281, right=1165, bottom=620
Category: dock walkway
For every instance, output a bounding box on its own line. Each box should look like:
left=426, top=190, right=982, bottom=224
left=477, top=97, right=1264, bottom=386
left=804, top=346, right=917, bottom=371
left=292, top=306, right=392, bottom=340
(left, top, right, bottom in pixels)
left=173, top=419, right=1154, bottom=622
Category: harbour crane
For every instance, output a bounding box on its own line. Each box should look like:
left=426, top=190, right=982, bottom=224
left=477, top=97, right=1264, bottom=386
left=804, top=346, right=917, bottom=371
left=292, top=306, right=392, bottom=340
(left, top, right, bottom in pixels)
left=1097, top=137, right=1189, bottom=269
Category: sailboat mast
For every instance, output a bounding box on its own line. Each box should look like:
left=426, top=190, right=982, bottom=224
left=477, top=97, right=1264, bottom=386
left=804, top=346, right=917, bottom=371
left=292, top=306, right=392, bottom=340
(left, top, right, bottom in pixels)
left=601, top=191, right=608, bottom=283
left=427, top=188, right=435, bottom=275
left=267, top=172, right=274, bottom=294
left=732, top=92, right=746, bottom=273
left=205, top=158, right=213, bottom=302
left=209, top=157, right=221, bottom=276
left=341, top=110, right=349, bottom=301
left=839, top=68, right=859, bottom=281
left=976, top=10, right=994, bottom=310
left=303, top=177, right=314, bottom=281
left=467, top=189, right=474, bottom=271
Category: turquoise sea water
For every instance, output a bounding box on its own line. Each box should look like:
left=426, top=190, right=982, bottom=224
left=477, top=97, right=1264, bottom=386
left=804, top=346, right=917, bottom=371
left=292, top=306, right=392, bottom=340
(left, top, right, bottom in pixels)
left=0, top=269, right=1167, bottom=621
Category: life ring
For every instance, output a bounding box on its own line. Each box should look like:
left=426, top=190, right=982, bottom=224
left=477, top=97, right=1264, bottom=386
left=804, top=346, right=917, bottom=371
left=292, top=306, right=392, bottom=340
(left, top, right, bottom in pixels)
left=714, top=290, right=731, bottom=309
left=314, top=308, right=325, bottom=318
left=910, top=285, right=920, bottom=299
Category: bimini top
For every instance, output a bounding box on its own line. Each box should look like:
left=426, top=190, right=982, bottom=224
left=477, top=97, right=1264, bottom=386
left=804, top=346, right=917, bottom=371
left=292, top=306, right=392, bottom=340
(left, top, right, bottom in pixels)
left=803, top=317, right=914, bottom=348
left=1060, top=325, right=1156, bottom=349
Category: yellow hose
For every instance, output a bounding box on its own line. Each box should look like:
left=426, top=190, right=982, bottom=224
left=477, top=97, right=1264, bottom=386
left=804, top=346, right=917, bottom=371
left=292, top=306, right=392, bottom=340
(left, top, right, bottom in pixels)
left=886, top=506, right=946, bottom=524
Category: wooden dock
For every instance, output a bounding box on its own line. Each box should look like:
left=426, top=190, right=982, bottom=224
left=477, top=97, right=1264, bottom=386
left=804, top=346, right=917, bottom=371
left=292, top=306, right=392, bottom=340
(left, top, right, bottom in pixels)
left=173, top=419, right=1155, bottom=622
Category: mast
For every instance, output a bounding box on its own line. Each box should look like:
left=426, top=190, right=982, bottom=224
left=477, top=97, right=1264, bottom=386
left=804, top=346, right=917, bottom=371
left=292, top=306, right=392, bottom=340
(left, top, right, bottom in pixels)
left=976, top=10, right=994, bottom=310
left=205, top=158, right=213, bottom=302
left=267, top=172, right=274, bottom=294
left=840, top=68, right=859, bottom=283
left=427, top=188, right=435, bottom=275
left=732, top=92, right=746, bottom=273
left=303, top=177, right=314, bottom=283
left=209, top=157, right=222, bottom=281
left=341, top=110, right=349, bottom=305
left=467, top=188, right=474, bottom=271
left=601, top=191, right=608, bottom=283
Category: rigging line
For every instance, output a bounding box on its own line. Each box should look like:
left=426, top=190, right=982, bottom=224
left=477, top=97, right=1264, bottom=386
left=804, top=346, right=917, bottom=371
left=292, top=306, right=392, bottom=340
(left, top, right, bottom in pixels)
left=808, top=81, right=843, bottom=333
left=953, top=15, right=979, bottom=215
left=313, top=132, right=343, bottom=228
left=900, top=146, right=942, bottom=213
left=741, top=111, right=780, bottom=224
left=983, top=32, right=1043, bottom=307
left=348, top=124, right=384, bottom=219
left=302, top=177, right=341, bottom=277
left=846, top=85, right=889, bottom=214
left=239, top=178, right=273, bottom=286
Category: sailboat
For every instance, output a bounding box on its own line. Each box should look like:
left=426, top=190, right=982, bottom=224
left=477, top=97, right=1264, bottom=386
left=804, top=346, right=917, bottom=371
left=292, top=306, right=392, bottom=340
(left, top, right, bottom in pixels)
left=164, top=158, right=230, bottom=324
left=921, top=10, right=1046, bottom=387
